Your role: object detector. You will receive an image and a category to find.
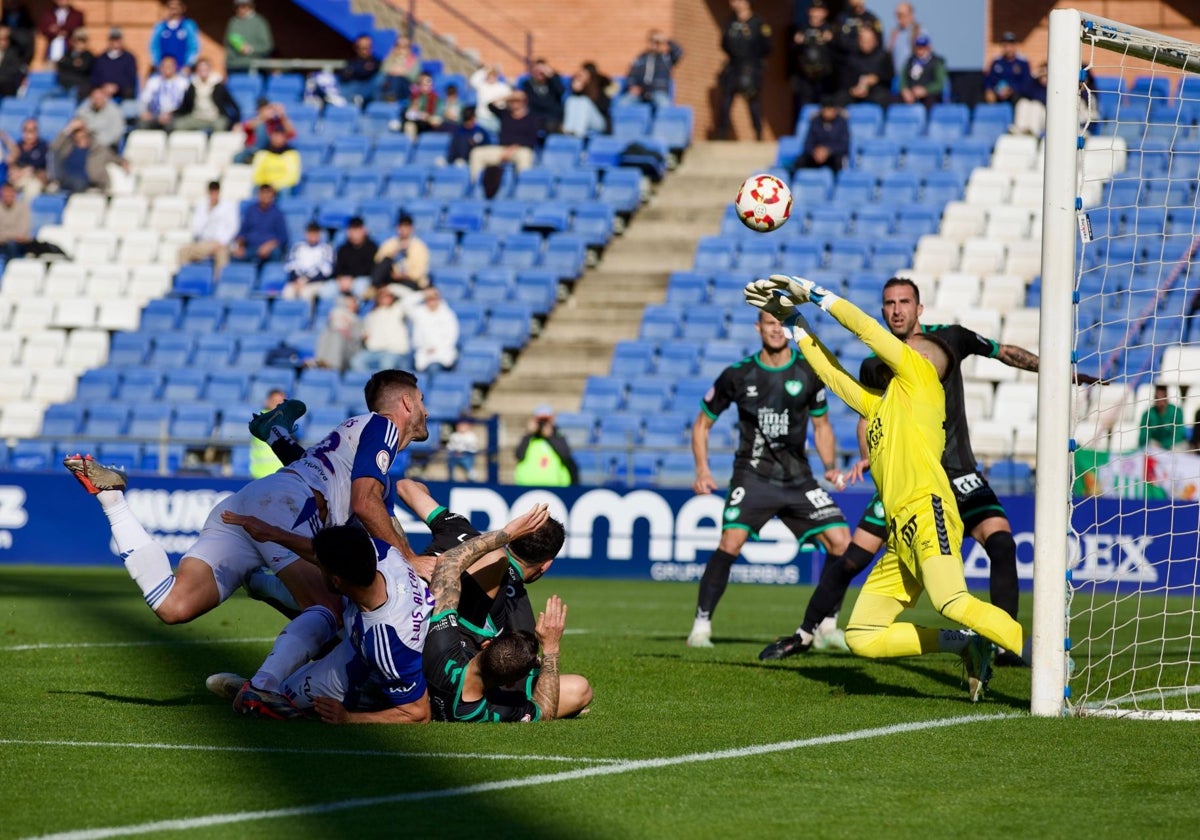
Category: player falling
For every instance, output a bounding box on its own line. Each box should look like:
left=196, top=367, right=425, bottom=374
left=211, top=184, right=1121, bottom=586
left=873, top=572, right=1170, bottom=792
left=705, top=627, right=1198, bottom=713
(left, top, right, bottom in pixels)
left=744, top=275, right=1025, bottom=701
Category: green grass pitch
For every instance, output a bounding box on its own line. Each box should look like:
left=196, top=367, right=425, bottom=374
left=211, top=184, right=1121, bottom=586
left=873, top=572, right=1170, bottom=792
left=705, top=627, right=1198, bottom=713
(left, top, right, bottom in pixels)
left=2, top=566, right=1199, bottom=839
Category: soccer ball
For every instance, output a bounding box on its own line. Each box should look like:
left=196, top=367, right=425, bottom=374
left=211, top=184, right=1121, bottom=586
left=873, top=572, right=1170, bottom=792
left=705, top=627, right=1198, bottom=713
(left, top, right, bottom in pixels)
left=734, top=173, right=792, bottom=233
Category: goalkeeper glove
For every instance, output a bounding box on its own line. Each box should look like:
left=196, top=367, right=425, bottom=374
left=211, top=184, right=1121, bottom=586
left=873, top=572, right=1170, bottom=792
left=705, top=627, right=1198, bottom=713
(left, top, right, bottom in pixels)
left=766, top=274, right=840, bottom=312
left=743, top=279, right=812, bottom=340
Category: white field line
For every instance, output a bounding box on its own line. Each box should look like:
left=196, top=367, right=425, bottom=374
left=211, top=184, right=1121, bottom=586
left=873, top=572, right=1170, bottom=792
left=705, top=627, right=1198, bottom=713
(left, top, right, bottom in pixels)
left=0, top=739, right=619, bottom=764
left=25, top=713, right=1014, bottom=840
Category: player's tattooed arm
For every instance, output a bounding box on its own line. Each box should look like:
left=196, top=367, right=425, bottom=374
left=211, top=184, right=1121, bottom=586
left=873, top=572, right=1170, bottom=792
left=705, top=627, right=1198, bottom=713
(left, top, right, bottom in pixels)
left=430, top=504, right=550, bottom=610
left=997, top=343, right=1040, bottom=372
left=532, top=595, right=566, bottom=721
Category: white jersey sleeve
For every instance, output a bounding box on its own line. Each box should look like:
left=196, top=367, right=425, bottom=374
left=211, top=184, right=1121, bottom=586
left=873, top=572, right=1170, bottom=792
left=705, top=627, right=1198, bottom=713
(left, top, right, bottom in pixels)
left=287, top=413, right=399, bottom=526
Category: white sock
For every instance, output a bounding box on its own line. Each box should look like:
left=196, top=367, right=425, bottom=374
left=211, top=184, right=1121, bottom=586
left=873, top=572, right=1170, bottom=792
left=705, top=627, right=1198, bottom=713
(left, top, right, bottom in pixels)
left=99, top=491, right=175, bottom=610
left=817, top=614, right=839, bottom=634
left=939, top=629, right=973, bottom=653
left=797, top=628, right=814, bottom=645
left=244, top=568, right=300, bottom=613
left=252, top=605, right=338, bottom=693
left=691, top=616, right=711, bottom=634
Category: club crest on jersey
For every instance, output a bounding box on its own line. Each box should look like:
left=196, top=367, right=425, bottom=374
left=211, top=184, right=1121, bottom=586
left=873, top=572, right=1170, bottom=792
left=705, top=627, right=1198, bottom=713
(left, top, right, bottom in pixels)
left=784, top=380, right=802, bottom=396
left=746, top=386, right=758, bottom=397
left=724, top=506, right=741, bottom=521
left=376, top=450, right=391, bottom=472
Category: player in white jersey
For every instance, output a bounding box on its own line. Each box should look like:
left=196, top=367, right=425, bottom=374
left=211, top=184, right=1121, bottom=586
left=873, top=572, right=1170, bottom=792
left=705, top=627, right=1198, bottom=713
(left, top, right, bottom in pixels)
left=63, top=370, right=429, bottom=633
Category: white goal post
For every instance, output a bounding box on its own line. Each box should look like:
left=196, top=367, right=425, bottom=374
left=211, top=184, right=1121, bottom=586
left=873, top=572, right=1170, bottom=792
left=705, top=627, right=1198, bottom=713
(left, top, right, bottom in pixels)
left=1034, top=9, right=1200, bottom=718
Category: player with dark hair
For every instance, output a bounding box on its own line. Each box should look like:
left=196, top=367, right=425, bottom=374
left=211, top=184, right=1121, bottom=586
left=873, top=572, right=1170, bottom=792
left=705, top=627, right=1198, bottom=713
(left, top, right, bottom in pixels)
left=688, top=308, right=852, bottom=651
left=745, top=274, right=1025, bottom=701
left=761, top=277, right=1097, bottom=663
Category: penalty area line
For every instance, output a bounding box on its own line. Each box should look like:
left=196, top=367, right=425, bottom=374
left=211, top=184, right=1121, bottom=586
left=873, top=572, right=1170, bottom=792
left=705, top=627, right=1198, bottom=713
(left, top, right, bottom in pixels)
left=27, top=713, right=1014, bottom=840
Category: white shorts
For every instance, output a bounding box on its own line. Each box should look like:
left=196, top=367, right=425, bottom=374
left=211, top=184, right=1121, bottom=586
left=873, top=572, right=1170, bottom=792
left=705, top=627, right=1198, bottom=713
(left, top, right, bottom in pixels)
left=280, top=638, right=354, bottom=710
left=187, top=471, right=325, bottom=603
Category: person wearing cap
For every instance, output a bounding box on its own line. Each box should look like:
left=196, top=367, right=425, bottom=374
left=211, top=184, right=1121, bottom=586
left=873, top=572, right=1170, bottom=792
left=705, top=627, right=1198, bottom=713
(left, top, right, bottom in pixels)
left=89, top=27, right=138, bottom=100
left=372, top=212, right=430, bottom=293
left=984, top=31, right=1031, bottom=104
left=225, top=0, right=273, bottom=73
left=36, top=0, right=83, bottom=65
left=250, top=125, right=300, bottom=190
left=55, top=26, right=93, bottom=99
left=149, top=0, right=199, bottom=73
left=514, top=406, right=578, bottom=487
left=230, top=183, right=287, bottom=264
left=899, top=33, right=945, bottom=108
left=795, top=96, right=848, bottom=173
left=282, top=221, right=334, bottom=301
left=178, top=179, right=239, bottom=279
left=73, top=84, right=123, bottom=149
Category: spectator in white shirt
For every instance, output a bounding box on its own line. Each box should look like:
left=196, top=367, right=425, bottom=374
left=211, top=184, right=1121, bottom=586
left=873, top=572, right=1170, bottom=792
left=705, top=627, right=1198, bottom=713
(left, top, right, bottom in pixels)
left=406, top=285, right=459, bottom=372
left=350, top=285, right=413, bottom=372
left=74, top=85, right=125, bottom=150
left=137, top=55, right=189, bottom=130
left=282, top=221, right=335, bottom=300
left=468, top=64, right=511, bottom=134
left=176, top=180, right=239, bottom=278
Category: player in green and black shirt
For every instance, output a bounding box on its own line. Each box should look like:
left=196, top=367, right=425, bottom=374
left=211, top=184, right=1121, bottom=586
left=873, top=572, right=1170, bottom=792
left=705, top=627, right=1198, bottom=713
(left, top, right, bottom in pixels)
left=789, top=277, right=1100, bottom=666
left=687, top=309, right=852, bottom=651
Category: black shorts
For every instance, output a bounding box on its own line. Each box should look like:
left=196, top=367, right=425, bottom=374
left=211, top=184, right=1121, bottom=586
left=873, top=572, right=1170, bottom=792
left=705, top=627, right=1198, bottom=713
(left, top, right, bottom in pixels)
left=722, top=471, right=847, bottom=545
left=854, top=470, right=1006, bottom=539
left=423, top=507, right=481, bottom=556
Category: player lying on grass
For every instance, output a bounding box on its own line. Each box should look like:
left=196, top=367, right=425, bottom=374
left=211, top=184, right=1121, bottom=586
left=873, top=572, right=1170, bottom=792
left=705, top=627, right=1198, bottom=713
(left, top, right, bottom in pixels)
left=210, top=504, right=553, bottom=722
left=744, top=275, right=1025, bottom=701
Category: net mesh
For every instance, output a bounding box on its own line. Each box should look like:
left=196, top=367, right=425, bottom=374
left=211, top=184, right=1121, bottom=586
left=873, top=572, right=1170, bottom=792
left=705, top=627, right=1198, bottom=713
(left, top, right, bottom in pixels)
left=1067, top=18, right=1200, bottom=718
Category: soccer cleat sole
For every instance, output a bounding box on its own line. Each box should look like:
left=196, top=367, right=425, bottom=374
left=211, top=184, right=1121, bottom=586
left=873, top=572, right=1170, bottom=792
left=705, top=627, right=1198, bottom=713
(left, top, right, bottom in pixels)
left=63, top=454, right=127, bottom=494
left=248, top=399, right=308, bottom=443
left=205, top=672, right=247, bottom=702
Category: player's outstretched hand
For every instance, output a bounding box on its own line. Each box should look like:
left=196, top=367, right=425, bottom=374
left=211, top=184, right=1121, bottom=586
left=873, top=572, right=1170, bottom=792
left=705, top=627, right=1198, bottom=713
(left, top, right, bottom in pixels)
left=220, top=510, right=288, bottom=544
left=744, top=278, right=800, bottom=322
left=766, top=274, right=838, bottom=309
left=505, top=503, right=550, bottom=541
left=536, top=594, right=567, bottom=655
left=845, top=457, right=870, bottom=485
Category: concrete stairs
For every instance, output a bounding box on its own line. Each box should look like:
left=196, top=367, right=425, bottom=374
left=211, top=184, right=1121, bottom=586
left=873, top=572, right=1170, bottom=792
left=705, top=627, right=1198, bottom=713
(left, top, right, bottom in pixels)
left=454, top=141, right=776, bottom=482
left=353, top=0, right=480, bottom=78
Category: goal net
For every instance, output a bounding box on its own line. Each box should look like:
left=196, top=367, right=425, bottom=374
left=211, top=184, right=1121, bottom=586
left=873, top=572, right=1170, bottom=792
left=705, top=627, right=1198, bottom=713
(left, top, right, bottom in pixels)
left=1034, top=9, right=1200, bottom=719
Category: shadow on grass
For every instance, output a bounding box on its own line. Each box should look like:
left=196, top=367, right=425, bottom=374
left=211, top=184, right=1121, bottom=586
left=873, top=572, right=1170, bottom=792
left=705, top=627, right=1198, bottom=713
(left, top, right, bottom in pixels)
left=51, top=689, right=204, bottom=707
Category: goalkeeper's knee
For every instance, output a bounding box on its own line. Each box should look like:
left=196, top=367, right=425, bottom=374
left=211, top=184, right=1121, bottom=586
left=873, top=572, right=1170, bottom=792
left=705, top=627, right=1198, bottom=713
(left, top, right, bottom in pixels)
left=845, top=625, right=885, bottom=658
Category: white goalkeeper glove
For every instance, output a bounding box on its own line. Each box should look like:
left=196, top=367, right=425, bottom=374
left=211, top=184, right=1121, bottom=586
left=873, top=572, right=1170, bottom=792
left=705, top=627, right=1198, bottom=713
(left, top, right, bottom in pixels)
left=766, top=274, right=840, bottom=311
left=743, top=278, right=812, bottom=339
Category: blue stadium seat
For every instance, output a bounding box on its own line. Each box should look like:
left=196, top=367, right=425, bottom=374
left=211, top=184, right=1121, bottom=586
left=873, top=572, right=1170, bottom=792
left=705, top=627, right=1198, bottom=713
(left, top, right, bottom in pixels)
left=511, top=168, right=556, bottom=202
left=541, top=233, right=587, bottom=278
left=147, top=334, right=194, bottom=369
left=927, top=103, right=970, bottom=141
left=854, top=206, right=894, bottom=238
left=428, top=166, right=472, bottom=200
left=192, top=333, right=237, bottom=368
left=665, top=271, right=710, bottom=306
left=828, top=240, right=870, bottom=272
left=161, top=369, right=207, bottom=403
left=443, top=198, right=488, bottom=233
left=540, top=134, right=584, bottom=171
left=341, top=171, right=384, bottom=201
left=524, top=202, right=570, bottom=233
left=736, top=238, right=779, bottom=273
left=878, top=171, right=921, bottom=204
left=456, top=343, right=503, bottom=386
left=921, top=171, right=964, bottom=207
left=599, top=167, right=642, bottom=214
left=807, top=206, right=853, bottom=237
left=501, top=233, right=543, bottom=271
left=652, top=104, right=693, bottom=151
left=96, top=442, right=144, bottom=473
left=584, top=135, right=625, bottom=168
left=642, top=413, right=687, bottom=448
left=266, top=299, right=312, bottom=333
left=410, top=132, right=451, bottom=167
left=554, top=411, right=597, bottom=448
left=459, top=232, right=502, bottom=271
left=455, top=302, right=486, bottom=337
left=656, top=342, right=700, bottom=377
left=485, top=302, right=533, bottom=349
left=9, top=440, right=54, bottom=471
left=902, top=138, right=946, bottom=174
left=780, top=240, right=824, bottom=274
left=265, top=74, right=304, bottom=102
left=679, top=304, right=726, bottom=342
left=172, top=264, right=214, bottom=297
left=610, top=339, right=658, bottom=378
left=639, top=305, right=679, bottom=341
left=30, top=193, right=65, bottom=230
left=83, top=404, right=130, bottom=438
left=370, top=133, right=412, bottom=166
left=204, top=370, right=250, bottom=404
left=611, top=102, right=653, bottom=141
left=790, top=168, right=834, bottom=205
left=42, top=404, right=84, bottom=437
left=872, top=238, right=916, bottom=275
left=223, top=298, right=269, bottom=333
left=845, top=102, right=884, bottom=137
left=328, top=135, right=371, bottom=168
left=180, top=298, right=225, bottom=332
left=883, top=103, right=927, bottom=140
left=170, top=405, right=217, bottom=439
left=107, top=332, right=150, bottom=368
left=694, top=235, right=736, bottom=272
left=384, top=166, right=430, bottom=201
left=318, top=105, right=362, bottom=138
left=970, top=102, right=1014, bottom=141
left=556, top=170, right=598, bottom=203
left=832, top=171, right=876, bottom=206
left=595, top=413, right=643, bottom=447
left=854, top=137, right=901, bottom=176
left=944, top=139, right=992, bottom=178
left=471, top=268, right=515, bottom=306
left=485, top=199, right=530, bottom=235
left=572, top=200, right=615, bottom=247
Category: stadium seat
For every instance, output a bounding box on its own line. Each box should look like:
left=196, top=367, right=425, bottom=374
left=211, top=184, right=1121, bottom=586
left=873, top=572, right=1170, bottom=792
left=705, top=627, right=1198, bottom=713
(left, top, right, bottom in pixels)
left=162, top=369, right=208, bottom=402
left=927, top=103, right=970, bottom=141
left=854, top=138, right=901, bottom=176
left=807, top=206, right=853, bottom=237
left=540, top=134, right=584, bottom=171
left=485, top=303, right=533, bottom=349
left=599, top=167, right=642, bottom=214
left=503, top=234, right=545, bottom=271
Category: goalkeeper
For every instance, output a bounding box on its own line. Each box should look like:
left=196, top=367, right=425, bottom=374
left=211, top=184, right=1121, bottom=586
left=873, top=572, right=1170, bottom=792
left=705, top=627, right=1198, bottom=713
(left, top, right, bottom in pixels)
left=744, top=275, right=1024, bottom=701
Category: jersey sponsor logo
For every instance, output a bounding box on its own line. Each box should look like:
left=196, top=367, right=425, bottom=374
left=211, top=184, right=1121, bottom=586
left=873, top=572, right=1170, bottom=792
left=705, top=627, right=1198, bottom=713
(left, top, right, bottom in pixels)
left=952, top=473, right=985, bottom=495
left=805, top=488, right=834, bottom=509
left=866, top=416, right=883, bottom=450
left=756, top=408, right=790, bottom=439
left=784, top=380, right=802, bottom=397
left=899, top=514, right=918, bottom=548
left=376, top=450, right=391, bottom=473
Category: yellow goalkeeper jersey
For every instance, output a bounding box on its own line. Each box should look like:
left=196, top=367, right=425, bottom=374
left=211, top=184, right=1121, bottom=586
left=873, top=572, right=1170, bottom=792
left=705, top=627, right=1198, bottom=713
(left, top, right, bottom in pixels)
left=794, top=298, right=955, bottom=519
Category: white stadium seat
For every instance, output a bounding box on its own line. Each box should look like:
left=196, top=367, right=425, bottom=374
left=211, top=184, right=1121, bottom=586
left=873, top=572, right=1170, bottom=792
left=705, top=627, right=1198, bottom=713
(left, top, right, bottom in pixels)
left=75, top=230, right=119, bottom=261
left=0, top=330, right=20, bottom=363
left=995, top=381, right=1039, bottom=421
left=0, top=368, right=33, bottom=401
left=939, top=201, right=986, bottom=242
left=18, top=328, right=67, bottom=369
left=62, top=328, right=109, bottom=372
left=220, top=164, right=255, bottom=202
left=912, top=235, right=960, bottom=274
left=84, top=265, right=131, bottom=298
left=116, top=230, right=162, bottom=266
left=0, top=400, right=44, bottom=438
left=149, top=194, right=192, bottom=231
left=95, top=299, right=142, bottom=332
left=127, top=265, right=172, bottom=301
left=62, top=193, right=108, bottom=231
left=985, top=206, right=1032, bottom=242
left=970, top=420, right=1016, bottom=460
left=964, top=170, right=1013, bottom=206
left=978, top=274, right=1027, bottom=313
left=1004, top=240, right=1043, bottom=279
left=967, top=354, right=1019, bottom=384
left=123, top=129, right=167, bottom=166
left=0, top=259, right=45, bottom=298
left=933, top=272, right=982, bottom=309
left=8, top=298, right=56, bottom=334
left=206, top=131, right=245, bottom=169
left=1001, top=307, right=1041, bottom=348
left=34, top=225, right=76, bottom=256
left=166, top=130, right=208, bottom=167
left=52, top=298, right=98, bottom=330
left=30, top=368, right=78, bottom=403
left=105, top=195, right=149, bottom=233
left=959, top=238, right=1007, bottom=275
left=42, top=263, right=87, bottom=299
left=135, top=163, right=179, bottom=197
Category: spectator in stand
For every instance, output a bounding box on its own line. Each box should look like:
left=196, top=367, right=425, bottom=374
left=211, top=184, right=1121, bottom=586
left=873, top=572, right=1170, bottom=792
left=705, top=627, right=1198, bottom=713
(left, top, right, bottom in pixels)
left=314, top=292, right=363, bottom=372
left=37, top=0, right=82, bottom=66
left=984, top=31, right=1031, bottom=105
left=90, top=27, right=138, bottom=101
left=1, top=1, right=34, bottom=65
left=236, top=98, right=294, bottom=162
left=225, top=0, right=273, bottom=73
left=74, top=84, right=124, bottom=149
left=331, top=216, right=377, bottom=299
left=56, top=27, right=93, bottom=98
left=400, top=71, right=439, bottom=137
left=621, top=29, right=683, bottom=111
left=338, top=34, right=381, bottom=105
left=230, top=183, right=287, bottom=265
left=468, top=90, right=537, bottom=182
left=0, top=25, right=25, bottom=97
left=468, top=64, right=511, bottom=135
left=282, top=221, right=334, bottom=300
left=1012, top=63, right=1047, bottom=136
left=446, top=106, right=490, bottom=166
left=149, top=0, right=199, bottom=73
left=405, top=285, right=459, bottom=373
left=716, top=0, right=772, bottom=142
left=0, top=180, right=30, bottom=258
left=445, top=418, right=480, bottom=482
left=898, top=33, right=945, bottom=108
left=177, top=179, right=239, bottom=279
left=49, top=119, right=126, bottom=193
left=137, top=54, right=189, bottom=130
left=379, top=33, right=419, bottom=103
left=372, top=212, right=429, bottom=293
left=789, top=0, right=836, bottom=119
left=519, top=57, right=565, bottom=134
left=514, top=405, right=579, bottom=487
left=3, top=118, right=49, bottom=197
left=834, top=0, right=883, bottom=66
left=350, top=285, right=413, bottom=372
left=174, top=57, right=240, bottom=131
left=795, top=96, right=848, bottom=173
left=1139, top=385, right=1187, bottom=451
left=563, top=62, right=611, bottom=138
left=839, top=25, right=893, bottom=107
left=251, top=127, right=301, bottom=191
left=440, top=83, right=463, bottom=127
left=887, top=2, right=921, bottom=82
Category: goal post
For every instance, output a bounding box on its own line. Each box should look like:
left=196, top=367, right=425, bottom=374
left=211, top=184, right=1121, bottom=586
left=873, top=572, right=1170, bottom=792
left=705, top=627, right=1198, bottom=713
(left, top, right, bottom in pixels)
left=1035, top=9, right=1200, bottom=718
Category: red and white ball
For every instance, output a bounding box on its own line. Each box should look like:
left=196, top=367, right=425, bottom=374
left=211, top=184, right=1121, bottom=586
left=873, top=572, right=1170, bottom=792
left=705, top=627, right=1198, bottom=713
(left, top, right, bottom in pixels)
left=734, top=173, right=792, bottom=233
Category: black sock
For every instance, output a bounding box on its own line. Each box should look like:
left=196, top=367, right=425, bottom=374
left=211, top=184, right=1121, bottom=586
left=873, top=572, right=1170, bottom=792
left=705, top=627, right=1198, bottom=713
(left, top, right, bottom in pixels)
left=271, top=433, right=305, bottom=467
left=696, top=549, right=737, bottom=619
left=985, top=530, right=1019, bottom=620
left=801, top=542, right=876, bottom=633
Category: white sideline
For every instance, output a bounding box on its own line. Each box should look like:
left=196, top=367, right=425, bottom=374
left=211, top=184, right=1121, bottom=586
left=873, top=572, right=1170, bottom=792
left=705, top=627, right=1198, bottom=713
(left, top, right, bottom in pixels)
left=0, top=739, right=619, bottom=764
left=25, top=713, right=1013, bottom=840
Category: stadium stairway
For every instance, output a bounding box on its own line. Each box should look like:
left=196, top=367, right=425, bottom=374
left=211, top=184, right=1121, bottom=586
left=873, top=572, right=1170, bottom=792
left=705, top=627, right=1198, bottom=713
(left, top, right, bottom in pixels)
left=482, top=141, right=775, bottom=479
left=351, top=0, right=479, bottom=75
